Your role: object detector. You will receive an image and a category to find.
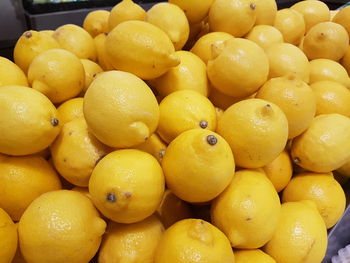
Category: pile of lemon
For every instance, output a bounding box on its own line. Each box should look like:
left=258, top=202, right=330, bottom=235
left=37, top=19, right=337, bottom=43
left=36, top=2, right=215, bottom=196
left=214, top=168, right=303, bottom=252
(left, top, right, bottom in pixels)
left=1, top=0, right=350, bottom=262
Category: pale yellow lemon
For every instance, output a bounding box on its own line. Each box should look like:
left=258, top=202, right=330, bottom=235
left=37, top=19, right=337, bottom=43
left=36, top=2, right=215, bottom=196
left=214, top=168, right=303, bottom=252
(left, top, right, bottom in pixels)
left=235, top=249, right=276, bottom=263
left=56, top=97, right=84, bottom=125
left=133, top=133, right=167, bottom=163
left=254, top=0, right=277, bottom=25
left=80, top=58, right=103, bottom=94
left=93, top=33, right=114, bottom=70
left=0, top=57, right=28, bottom=87
left=83, top=10, right=110, bottom=37
left=169, top=0, right=214, bottom=24
left=333, top=6, right=350, bottom=36
left=340, top=45, right=350, bottom=75
left=0, top=208, right=17, bottom=263
left=245, top=25, right=284, bottom=50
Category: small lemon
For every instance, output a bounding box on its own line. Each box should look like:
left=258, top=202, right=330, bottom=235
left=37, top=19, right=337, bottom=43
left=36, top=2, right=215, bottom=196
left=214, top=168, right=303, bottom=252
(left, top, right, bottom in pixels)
left=333, top=6, right=350, bottom=36
left=89, top=149, right=165, bottom=223
left=211, top=169, right=281, bottom=248
left=83, top=10, right=110, bottom=37
left=0, top=86, right=60, bottom=156
left=105, top=20, right=180, bottom=80
left=157, top=90, right=216, bottom=144
left=254, top=0, right=277, bottom=25
left=235, top=249, right=277, bottom=263
left=108, top=0, right=146, bottom=30
left=217, top=98, right=289, bottom=168
left=154, top=219, right=235, bottom=263
left=162, top=129, right=235, bottom=203
left=207, top=38, right=269, bottom=98
left=93, top=33, right=114, bottom=70
left=133, top=133, right=167, bottom=163
left=291, top=113, right=350, bottom=173
left=18, top=190, right=106, bottom=263
left=99, top=215, right=164, bottom=263
left=341, top=45, right=350, bottom=75
left=56, top=97, right=84, bottom=125
left=0, top=208, right=17, bottom=263
left=245, top=25, right=284, bottom=50
left=310, top=80, right=350, bottom=117
left=208, top=86, right=244, bottom=110
left=282, top=172, right=346, bottom=229
left=146, top=3, right=189, bottom=50
left=0, top=155, right=61, bottom=221
left=80, top=58, right=103, bottom=94
left=169, top=0, right=214, bottom=24
left=0, top=56, right=28, bottom=87
left=264, top=200, right=328, bottom=263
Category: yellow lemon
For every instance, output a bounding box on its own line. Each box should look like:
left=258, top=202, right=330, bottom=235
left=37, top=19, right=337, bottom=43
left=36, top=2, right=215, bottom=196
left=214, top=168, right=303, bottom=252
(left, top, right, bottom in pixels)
left=162, top=129, right=235, bottom=203
left=217, top=98, right=288, bottom=168
left=28, top=49, right=85, bottom=104
left=309, top=58, right=350, bottom=87
left=108, top=0, right=146, bottom=31
left=53, top=24, right=97, bottom=61
left=169, top=0, right=214, bottom=24
left=156, top=189, right=192, bottom=229
left=0, top=208, right=17, bottom=263
left=254, top=0, right=277, bottom=25
left=211, top=169, right=281, bottom=248
left=282, top=172, right=346, bottom=229
left=80, top=58, right=103, bottom=94
left=207, top=38, right=269, bottom=98
left=83, top=71, right=159, bottom=148
left=256, top=74, right=316, bottom=138
left=208, top=86, right=245, bottom=110
left=93, top=33, right=114, bottom=70
left=56, top=97, right=84, bottom=125
left=303, top=22, right=349, bottom=61
left=215, top=106, right=224, bottom=121
left=264, top=200, right=328, bottom=263
left=157, top=90, right=216, bottom=144
left=310, top=80, right=350, bottom=117
left=149, top=51, right=208, bottom=97
left=0, top=155, right=61, bottom=221
left=146, top=3, right=189, bottom=50
left=134, top=133, right=167, bottom=163
left=274, top=8, right=305, bottom=45
left=291, top=113, right=350, bottom=173
left=18, top=190, right=106, bottom=263
left=245, top=25, right=284, bottom=50
left=83, top=10, right=110, bottom=37
left=341, top=45, right=350, bottom=75
left=50, top=118, right=112, bottom=187
left=0, top=57, right=28, bottom=87
left=89, top=149, right=164, bottom=223
left=154, top=219, right=235, bottom=263
left=263, top=149, right=293, bottom=192
left=265, top=42, right=310, bottom=83
left=99, top=215, right=164, bottom=263
left=0, top=86, right=60, bottom=156
left=13, top=30, right=60, bottom=73
left=333, top=6, right=350, bottom=36
left=190, top=32, right=234, bottom=64
left=105, top=20, right=180, bottom=80
left=291, top=0, right=330, bottom=32
left=235, top=249, right=276, bottom=263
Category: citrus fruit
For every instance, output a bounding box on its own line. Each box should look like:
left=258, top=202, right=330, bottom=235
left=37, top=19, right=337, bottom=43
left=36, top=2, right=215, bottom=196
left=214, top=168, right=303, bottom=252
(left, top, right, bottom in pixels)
left=0, top=56, right=28, bottom=87
left=254, top=0, right=277, bottom=25
left=93, top=33, right=114, bottom=70
left=56, top=97, right=84, bottom=125
left=133, top=133, right=167, bottom=163
left=169, top=0, right=214, bottom=24
left=80, top=58, right=103, bottom=94
left=333, top=6, right=350, bottom=36
left=83, top=10, right=110, bottom=37
left=235, top=249, right=277, bottom=263
left=0, top=208, right=17, bottom=263
left=340, top=45, right=350, bottom=75
left=245, top=25, right=284, bottom=51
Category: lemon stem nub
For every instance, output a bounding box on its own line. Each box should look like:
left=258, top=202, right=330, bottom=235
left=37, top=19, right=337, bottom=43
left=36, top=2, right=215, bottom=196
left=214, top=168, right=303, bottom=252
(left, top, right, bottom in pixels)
left=159, top=149, right=165, bottom=158
left=293, top=157, right=301, bottom=164
left=207, top=135, right=218, bottom=145
left=250, top=3, right=256, bottom=10
left=24, top=31, right=32, bottom=38
left=106, top=193, right=116, bottom=203
left=51, top=118, right=59, bottom=126
left=261, top=104, right=273, bottom=117
left=200, top=120, right=208, bottom=129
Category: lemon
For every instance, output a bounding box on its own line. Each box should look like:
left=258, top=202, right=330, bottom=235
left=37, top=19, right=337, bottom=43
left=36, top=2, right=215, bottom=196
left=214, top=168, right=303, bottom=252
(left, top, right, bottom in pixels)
left=162, top=129, right=235, bottom=203
left=13, top=30, right=60, bottom=73
left=156, top=189, right=192, bottom=228
left=310, top=80, right=350, bottom=117
left=53, top=24, right=97, bottom=61
left=291, top=113, right=350, bottom=173
left=274, top=8, right=305, bottom=45
left=169, top=0, right=214, bottom=24
left=209, top=0, right=256, bottom=37
left=149, top=51, right=208, bottom=98
left=0, top=208, right=17, bottom=263
left=133, top=133, right=167, bottom=163
left=283, top=172, right=345, bottom=229
left=245, top=25, right=284, bottom=51
left=265, top=42, right=310, bottom=83
left=108, top=0, right=146, bottom=31
left=256, top=74, right=316, bottom=138
left=56, top=97, right=84, bottom=125
left=99, top=215, right=163, bottom=263
left=254, top=0, right=277, bottom=25
left=207, top=38, right=269, bottom=98
left=333, top=6, right=350, bottom=36
left=154, top=219, right=235, bottom=263
left=18, top=190, right=106, bottom=263
left=40, top=29, right=54, bottom=37
left=83, top=10, right=110, bottom=37
left=264, top=200, right=327, bottom=263
left=190, top=32, right=234, bottom=64
left=157, top=90, right=216, bottom=144
left=146, top=3, right=189, bottom=50
left=80, top=58, right=103, bottom=94
left=291, top=0, right=330, bottom=32
left=0, top=86, right=60, bottom=156
left=341, top=46, right=350, bottom=75
left=0, top=57, right=28, bottom=87
left=215, top=106, right=224, bottom=121
left=0, top=155, right=61, bottom=221
left=89, top=149, right=164, bottom=223
left=50, top=118, right=112, bottom=187
left=84, top=71, right=159, bottom=148
left=235, top=249, right=276, bottom=263
left=211, top=169, right=280, bottom=248
left=28, top=49, right=85, bottom=104
left=93, top=33, right=114, bottom=71
left=217, top=98, right=288, bottom=168
left=309, top=58, right=350, bottom=87
left=208, top=86, right=245, bottom=110
left=303, top=22, right=349, bottom=61
left=263, top=149, right=293, bottom=192
left=105, top=20, right=180, bottom=80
